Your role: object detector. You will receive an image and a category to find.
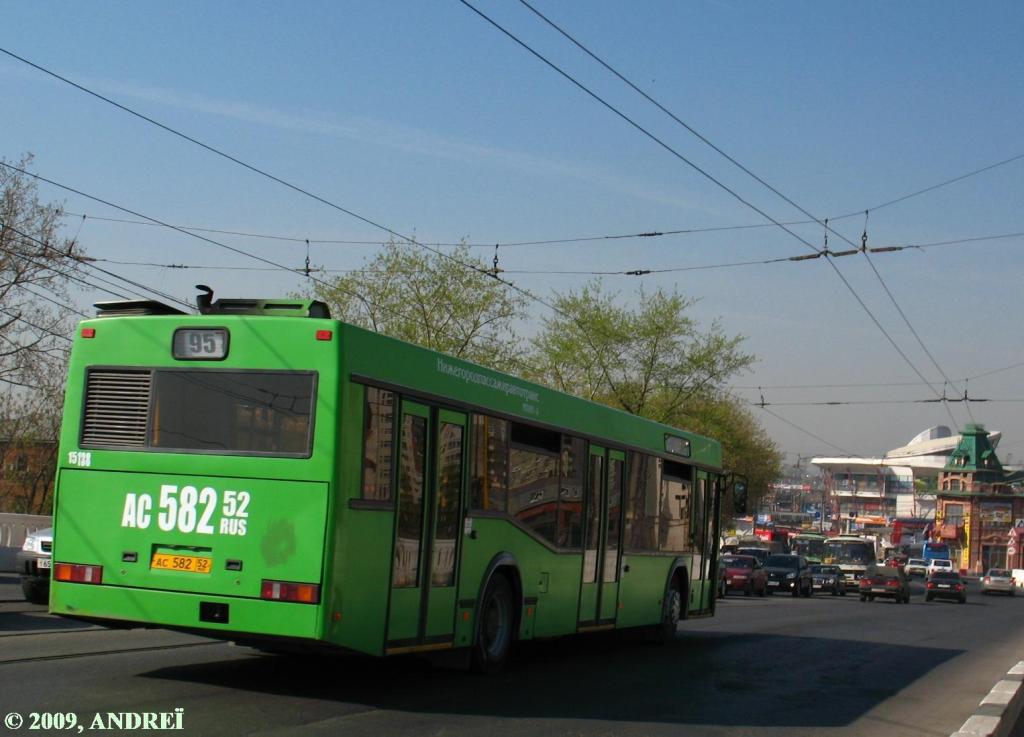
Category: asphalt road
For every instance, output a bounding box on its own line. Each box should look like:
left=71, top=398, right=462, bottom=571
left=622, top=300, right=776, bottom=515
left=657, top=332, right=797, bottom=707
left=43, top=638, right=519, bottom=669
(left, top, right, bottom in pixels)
left=1, top=573, right=1022, bottom=736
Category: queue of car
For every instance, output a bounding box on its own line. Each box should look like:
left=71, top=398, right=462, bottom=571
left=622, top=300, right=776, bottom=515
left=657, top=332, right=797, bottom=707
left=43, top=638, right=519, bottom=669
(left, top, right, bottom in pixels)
left=717, top=541, right=1021, bottom=607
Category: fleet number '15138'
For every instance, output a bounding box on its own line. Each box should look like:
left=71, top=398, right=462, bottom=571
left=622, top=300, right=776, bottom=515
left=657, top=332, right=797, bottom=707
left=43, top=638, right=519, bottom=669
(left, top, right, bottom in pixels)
left=120, top=485, right=249, bottom=536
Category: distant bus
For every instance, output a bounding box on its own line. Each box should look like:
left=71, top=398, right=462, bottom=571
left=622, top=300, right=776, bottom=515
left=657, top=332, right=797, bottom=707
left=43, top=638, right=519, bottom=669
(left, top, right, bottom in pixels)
left=923, top=542, right=950, bottom=563
left=824, top=535, right=878, bottom=590
left=769, top=511, right=814, bottom=532
left=50, top=292, right=734, bottom=671
left=791, top=532, right=826, bottom=564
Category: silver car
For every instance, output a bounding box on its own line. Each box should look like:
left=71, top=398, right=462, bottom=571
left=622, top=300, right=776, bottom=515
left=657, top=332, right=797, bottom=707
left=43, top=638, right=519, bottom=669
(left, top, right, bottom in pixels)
left=15, top=527, right=52, bottom=605
left=981, top=568, right=1016, bottom=596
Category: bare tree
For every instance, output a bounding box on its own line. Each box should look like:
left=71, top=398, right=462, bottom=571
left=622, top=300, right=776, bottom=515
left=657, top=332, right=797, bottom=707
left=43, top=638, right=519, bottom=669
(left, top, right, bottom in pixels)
left=0, top=153, right=82, bottom=513
left=0, top=153, right=80, bottom=388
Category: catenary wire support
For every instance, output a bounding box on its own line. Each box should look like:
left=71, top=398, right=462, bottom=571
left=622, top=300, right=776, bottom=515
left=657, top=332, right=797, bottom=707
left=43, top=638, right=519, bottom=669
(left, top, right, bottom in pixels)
left=861, top=210, right=869, bottom=253
left=823, top=217, right=829, bottom=256
left=492, top=244, right=503, bottom=276
left=758, top=387, right=767, bottom=408
left=304, top=239, right=311, bottom=279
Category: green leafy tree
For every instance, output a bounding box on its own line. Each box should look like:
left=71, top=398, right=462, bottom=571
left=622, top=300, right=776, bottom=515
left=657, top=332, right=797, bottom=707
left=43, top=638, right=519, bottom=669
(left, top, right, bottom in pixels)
left=303, top=241, right=527, bottom=370
left=528, top=280, right=753, bottom=419
left=529, top=280, right=780, bottom=496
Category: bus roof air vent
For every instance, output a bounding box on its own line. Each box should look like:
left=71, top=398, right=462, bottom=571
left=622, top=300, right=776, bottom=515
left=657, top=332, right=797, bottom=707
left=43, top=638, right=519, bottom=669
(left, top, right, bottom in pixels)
left=195, top=285, right=330, bottom=318
left=94, top=300, right=187, bottom=317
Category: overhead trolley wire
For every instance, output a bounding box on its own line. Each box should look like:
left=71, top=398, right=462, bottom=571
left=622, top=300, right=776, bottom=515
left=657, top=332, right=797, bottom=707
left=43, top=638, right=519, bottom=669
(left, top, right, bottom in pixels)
left=0, top=165, right=546, bottom=380
left=0, top=48, right=646, bottom=402
left=755, top=404, right=854, bottom=456
left=460, top=0, right=964, bottom=431
left=1, top=214, right=187, bottom=308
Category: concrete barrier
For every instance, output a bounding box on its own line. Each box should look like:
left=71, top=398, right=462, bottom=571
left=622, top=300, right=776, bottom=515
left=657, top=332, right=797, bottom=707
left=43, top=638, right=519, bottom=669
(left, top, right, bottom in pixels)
left=951, top=661, right=1024, bottom=737
left=0, top=513, right=51, bottom=573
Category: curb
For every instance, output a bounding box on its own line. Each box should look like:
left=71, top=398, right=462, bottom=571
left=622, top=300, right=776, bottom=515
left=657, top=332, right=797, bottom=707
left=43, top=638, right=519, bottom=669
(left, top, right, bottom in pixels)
left=951, top=661, right=1024, bottom=737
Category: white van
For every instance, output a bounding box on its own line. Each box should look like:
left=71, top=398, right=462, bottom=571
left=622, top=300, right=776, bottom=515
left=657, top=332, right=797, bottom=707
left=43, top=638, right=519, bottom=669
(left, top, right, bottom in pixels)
left=926, top=559, right=954, bottom=577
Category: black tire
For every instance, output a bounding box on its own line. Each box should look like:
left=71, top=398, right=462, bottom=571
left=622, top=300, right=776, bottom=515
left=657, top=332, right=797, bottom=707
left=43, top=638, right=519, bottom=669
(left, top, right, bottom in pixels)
left=21, top=578, right=49, bottom=605
left=805, top=581, right=813, bottom=597
left=471, top=575, right=515, bottom=673
left=859, top=594, right=867, bottom=602
left=840, top=587, right=846, bottom=597
left=744, top=582, right=752, bottom=597
left=926, top=593, right=934, bottom=602
left=652, top=582, right=683, bottom=644
left=757, top=583, right=766, bottom=597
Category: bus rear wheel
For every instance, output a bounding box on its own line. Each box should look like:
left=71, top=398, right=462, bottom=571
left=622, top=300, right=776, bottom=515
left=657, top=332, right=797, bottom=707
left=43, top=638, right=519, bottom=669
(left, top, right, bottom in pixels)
left=472, top=575, right=514, bottom=674
left=652, top=583, right=682, bottom=644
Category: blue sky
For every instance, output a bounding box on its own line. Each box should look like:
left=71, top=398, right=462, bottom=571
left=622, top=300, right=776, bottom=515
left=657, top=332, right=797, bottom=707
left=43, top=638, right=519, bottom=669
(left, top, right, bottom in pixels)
left=3, top=1, right=1023, bottom=461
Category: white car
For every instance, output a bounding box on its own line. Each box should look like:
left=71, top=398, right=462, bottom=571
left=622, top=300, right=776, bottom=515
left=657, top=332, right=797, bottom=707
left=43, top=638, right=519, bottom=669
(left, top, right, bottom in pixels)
left=926, top=559, right=954, bottom=578
left=905, top=558, right=927, bottom=577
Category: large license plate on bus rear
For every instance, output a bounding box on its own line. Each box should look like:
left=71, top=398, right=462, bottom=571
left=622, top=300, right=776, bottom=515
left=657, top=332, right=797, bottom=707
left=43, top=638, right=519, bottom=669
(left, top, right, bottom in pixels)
left=151, top=553, right=212, bottom=574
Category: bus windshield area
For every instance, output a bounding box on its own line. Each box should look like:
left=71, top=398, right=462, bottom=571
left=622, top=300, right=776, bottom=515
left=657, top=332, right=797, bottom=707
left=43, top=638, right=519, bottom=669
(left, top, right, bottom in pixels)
left=824, top=542, right=874, bottom=564
left=792, top=538, right=825, bottom=559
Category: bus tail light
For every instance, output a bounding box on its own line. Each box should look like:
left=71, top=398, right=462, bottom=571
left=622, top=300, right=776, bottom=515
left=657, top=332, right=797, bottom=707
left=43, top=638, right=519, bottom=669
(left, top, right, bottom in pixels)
left=54, top=562, right=103, bottom=584
left=261, top=579, right=320, bottom=604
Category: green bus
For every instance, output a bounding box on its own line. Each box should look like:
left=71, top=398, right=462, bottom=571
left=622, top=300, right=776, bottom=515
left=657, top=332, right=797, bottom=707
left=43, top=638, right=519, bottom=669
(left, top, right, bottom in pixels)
left=790, top=532, right=827, bottom=564
left=51, top=291, right=733, bottom=670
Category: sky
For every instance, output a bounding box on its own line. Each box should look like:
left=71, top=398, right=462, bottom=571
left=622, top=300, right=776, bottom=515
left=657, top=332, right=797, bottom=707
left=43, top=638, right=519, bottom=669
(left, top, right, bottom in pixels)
left=3, top=1, right=1023, bottom=464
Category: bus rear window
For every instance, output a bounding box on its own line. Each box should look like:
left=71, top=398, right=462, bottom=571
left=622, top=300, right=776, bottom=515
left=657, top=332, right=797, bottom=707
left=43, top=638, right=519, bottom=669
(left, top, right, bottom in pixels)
left=82, top=368, right=315, bottom=456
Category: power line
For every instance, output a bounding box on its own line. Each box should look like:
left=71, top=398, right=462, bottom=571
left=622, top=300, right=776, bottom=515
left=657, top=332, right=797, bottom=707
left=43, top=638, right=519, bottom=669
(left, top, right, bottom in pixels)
left=514, top=0, right=975, bottom=432
left=1, top=164, right=547, bottom=381
left=755, top=405, right=854, bottom=456
left=81, top=228, right=1024, bottom=277
left=0, top=306, right=75, bottom=342
left=1, top=218, right=183, bottom=307
left=829, top=152, right=1024, bottom=220
left=455, top=2, right=825, bottom=258
left=462, top=0, right=961, bottom=430
left=0, top=49, right=656, bottom=402
left=0, top=236, right=134, bottom=301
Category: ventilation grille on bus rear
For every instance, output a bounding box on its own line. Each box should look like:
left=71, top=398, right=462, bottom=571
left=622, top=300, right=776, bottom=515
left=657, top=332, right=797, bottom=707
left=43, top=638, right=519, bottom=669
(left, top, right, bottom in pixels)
left=81, top=370, right=152, bottom=447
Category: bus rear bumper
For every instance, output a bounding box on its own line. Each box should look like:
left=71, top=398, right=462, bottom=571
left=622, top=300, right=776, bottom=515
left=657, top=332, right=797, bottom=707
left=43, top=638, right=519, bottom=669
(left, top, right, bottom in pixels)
left=51, top=582, right=322, bottom=640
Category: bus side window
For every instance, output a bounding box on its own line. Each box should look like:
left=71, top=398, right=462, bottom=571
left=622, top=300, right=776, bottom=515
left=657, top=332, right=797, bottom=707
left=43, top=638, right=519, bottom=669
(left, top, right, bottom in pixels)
left=361, top=387, right=395, bottom=502
left=470, top=414, right=509, bottom=513
left=659, top=460, right=692, bottom=553
left=508, top=424, right=560, bottom=546
left=624, top=452, right=658, bottom=552
left=559, top=436, right=586, bottom=548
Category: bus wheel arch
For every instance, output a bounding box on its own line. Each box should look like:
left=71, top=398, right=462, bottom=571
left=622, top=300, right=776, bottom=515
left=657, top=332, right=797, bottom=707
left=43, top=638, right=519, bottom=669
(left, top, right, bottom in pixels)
left=471, top=554, right=522, bottom=673
left=652, top=563, right=688, bottom=643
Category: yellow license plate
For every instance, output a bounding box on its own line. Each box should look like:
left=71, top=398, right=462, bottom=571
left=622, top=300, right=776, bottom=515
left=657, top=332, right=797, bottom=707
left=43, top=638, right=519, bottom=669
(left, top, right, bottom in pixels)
left=151, top=553, right=212, bottom=574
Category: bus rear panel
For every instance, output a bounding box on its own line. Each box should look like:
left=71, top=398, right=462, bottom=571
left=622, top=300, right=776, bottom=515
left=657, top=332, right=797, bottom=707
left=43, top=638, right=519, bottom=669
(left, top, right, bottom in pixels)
left=52, top=306, right=338, bottom=647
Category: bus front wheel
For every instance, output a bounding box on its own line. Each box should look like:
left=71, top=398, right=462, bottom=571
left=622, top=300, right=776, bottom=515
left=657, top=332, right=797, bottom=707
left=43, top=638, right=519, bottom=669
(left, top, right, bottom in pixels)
left=472, top=575, right=515, bottom=674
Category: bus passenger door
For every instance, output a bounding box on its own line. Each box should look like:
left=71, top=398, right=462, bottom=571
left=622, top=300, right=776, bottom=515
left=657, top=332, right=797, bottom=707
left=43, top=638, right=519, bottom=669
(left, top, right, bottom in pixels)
left=387, top=401, right=466, bottom=650
left=578, top=446, right=625, bottom=627
left=599, top=450, right=626, bottom=622
left=423, top=409, right=466, bottom=640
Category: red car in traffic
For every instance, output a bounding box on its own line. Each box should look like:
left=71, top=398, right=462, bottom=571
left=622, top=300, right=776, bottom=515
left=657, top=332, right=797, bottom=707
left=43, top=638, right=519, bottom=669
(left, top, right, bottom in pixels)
left=719, top=554, right=768, bottom=597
